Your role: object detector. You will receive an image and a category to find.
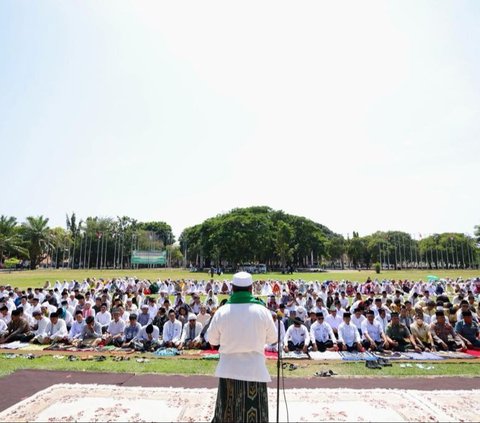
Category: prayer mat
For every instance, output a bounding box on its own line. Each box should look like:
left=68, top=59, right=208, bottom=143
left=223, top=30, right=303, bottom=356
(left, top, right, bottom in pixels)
left=200, top=349, right=220, bottom=355
left=309, top=351, right=342, bottom=361
left=0, top=342, right=29, bottom=350
left=374, top=351, right=409, bottom=360
left=401, top=352, right=445, bottom=361
left=466, top=349, right=480, bottom=358
left=18, top=344, right=49, bottom=351
left=339, top=351, right=377, bottom=361
left=153, top=348, right=180, bottom=357
left=202, top=354, right=220, bottom=360
left=280, top=351, right=310, bottom=359
left=264, top=351, right=278, bottom=360
left=1, top=384, right=480, bottom=422
left=434, top=351, right=477, bottom=359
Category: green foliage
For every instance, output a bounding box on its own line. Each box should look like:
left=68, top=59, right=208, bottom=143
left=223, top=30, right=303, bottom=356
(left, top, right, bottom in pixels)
left=375, top=262, right=381, bottom=274
left=0, top=215, right=28, bottom=264
left=4, top=257, right=21, bottom=268
left=138, top=221, right=175, bottom=245
left=179, top=206, right=334, bottom=267
left=21, top=216, right=52, bottom=269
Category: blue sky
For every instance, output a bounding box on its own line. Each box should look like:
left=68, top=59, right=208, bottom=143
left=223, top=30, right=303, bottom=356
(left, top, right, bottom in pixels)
left=1, top=1, right=479, bottom=239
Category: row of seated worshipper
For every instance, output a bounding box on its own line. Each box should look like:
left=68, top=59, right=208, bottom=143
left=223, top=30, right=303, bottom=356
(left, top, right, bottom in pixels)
left=0, top=306, right=217, bottom=352
left=266, top=308, right=479, bottom=355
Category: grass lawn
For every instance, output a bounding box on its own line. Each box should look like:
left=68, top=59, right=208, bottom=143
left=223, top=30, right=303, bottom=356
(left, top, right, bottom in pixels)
left=1, top=268, right=479, bottom=289
left=0, top=355, right=479, bottom=379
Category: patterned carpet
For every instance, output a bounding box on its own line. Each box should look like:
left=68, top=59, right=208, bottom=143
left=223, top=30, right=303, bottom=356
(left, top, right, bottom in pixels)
left=0, top=383, right=479, bottom=422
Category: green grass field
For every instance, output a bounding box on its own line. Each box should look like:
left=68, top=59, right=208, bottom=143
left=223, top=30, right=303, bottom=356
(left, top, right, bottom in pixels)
left=1, top=268, right=479, bottom=380
left=0, top=355, right=479, bottom=379
left=1, top=268, right=479, bottom=289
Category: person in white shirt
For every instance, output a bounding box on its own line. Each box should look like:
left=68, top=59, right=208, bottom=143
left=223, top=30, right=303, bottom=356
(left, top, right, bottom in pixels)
left=207, top=272, right=277, bottom=423
left=105, top=309, right=126, bottom=347
left=189, top=295, right=203, bottom=314
left=283, top=319, right=310, bottom=353
left=68, top=311, right=85, bottom=341
left=147, top=298, right=158, bottom=321
left=0, top=306, right=11, bottom=325
left=0, top=318, right=7, bottom=337
left=125, top=298, right=138, bottom=313
left=310, top=312, right=338, bottom=352
left=265, top=312, right=285, bottom=352
left=179, top=313, right=203, bottom=350
left=162, top=309, right=182, bottom=348
left=196, top=305, right=211, bottom=327
left=325, top=307, right=343, bottom=335
left=132, top=323, right=160, bottom=351
left=375, top=308, right=389, bottom=332
left=337, top=313, right=362, bottom=352
left=95, top=304, right=111, bottom=332
left=312, top=298, right=328, bottom=316
left=31, top=310, right=49, bottom=338
left=351, top=308, right=367, bottom=336
left=35, top=312, right=68, bottom=344
left=19, top=297, right=32, bottom=316
left=361, top=310, right=389, bottom=352
left=339, top=292, right=349, bottom=309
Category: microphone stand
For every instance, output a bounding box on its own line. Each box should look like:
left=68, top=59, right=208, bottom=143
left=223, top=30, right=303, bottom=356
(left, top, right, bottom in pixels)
left=276, top=315, right=281, bottom=423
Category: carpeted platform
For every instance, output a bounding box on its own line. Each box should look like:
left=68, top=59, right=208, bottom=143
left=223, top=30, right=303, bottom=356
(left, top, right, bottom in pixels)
left=0, top=383, right=479, bottom=422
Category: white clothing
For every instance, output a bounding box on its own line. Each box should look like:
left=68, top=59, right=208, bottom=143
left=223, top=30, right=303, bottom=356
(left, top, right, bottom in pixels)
left=337, top=322, right=360, bottom=346
left=95, top=311, right=112, bottom=326
left=351, top=314, right=366, bottom=332
left=207, top=303, right=277, bottom=383
left=284, top=324, right=310, bottom=346
left=196, top=312, right=211, bottom=327
left=361, top=320, right=384, bottom=342
left=325, top=314, right=343, bottom=331
left=310, top=321, right=336, bottom=343
left=33, top=316, right=49, bottom=336
left=45, top=319, right=68, bottom=339
left=180, top=321, right=203, bottom=343
left=162, top=320, right=182, bottom=343
left=69, top=320, right=85, bottom=339
left=266, top=318, right=285, bottom=351
left=134, top=325, right=160, bottom=342
left=375, top=315, right=389, bottom=332
left=107, top=319, right=125, bottom=336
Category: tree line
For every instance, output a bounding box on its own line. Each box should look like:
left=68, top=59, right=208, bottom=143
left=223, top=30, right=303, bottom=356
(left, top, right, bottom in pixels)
left=179, top=207, right=480, bottom=270
left=0, top=214, right=180, bottom=270
left=1, top=207, right=479, bottom=271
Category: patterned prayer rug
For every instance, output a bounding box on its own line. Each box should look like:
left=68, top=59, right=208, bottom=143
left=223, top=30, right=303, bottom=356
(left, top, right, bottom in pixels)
left=1, top=384, right=479, bottom=422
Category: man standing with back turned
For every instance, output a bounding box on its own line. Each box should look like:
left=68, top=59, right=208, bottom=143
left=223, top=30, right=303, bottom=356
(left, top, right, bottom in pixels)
left=207, top=272, right=277, bottom=422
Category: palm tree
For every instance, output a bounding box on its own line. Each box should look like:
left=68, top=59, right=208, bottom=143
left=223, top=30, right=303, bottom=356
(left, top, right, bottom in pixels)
left=21, top=216, right=52, bottom=269
left=0, top=216, right=27, bottom=265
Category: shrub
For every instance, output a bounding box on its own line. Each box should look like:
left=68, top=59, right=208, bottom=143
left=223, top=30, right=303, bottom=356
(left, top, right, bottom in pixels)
left=4, top=257, right=21, bottom=269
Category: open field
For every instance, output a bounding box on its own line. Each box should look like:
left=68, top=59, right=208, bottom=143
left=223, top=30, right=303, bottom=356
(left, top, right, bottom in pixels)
left=0, top=355, right=479, bottom=379
left=1, top=268, right=479, bottom=289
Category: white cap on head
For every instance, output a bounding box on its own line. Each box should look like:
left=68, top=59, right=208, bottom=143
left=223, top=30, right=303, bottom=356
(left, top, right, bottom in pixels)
left=232, top=272, right=253, bottom=287
left=188, top=313, right=197, bottom=320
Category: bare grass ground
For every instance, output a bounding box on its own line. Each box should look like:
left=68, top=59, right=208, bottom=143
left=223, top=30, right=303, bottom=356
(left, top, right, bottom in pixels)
left=1, top=268, right=479, bottom=289
left=0, top=354, right=479, bottom=379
